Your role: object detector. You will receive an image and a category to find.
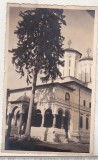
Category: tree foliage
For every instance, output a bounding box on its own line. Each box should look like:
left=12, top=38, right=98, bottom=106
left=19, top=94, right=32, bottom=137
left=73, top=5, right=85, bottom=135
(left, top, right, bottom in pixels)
left=9, top=8, right=66, bottom=84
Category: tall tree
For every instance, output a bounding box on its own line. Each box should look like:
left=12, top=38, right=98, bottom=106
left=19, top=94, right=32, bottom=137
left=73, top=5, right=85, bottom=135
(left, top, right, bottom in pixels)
left=9, top=8, right=66, bottom=137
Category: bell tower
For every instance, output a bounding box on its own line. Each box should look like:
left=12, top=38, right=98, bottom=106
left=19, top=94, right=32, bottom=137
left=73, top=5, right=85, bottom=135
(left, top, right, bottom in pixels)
left=78, top=48, right=93, bottom=88
left=60, top=40, right=82, bottom=79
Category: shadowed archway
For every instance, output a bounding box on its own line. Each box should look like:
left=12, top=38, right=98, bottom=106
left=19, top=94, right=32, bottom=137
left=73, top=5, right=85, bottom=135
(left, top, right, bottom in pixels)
left=63, top=110, right=71, bottom=138
left=32, top=109, right=42, bottom=127
left=44, top=109, right=53, bottom=127
left=56, top=109, right=63, bottom=129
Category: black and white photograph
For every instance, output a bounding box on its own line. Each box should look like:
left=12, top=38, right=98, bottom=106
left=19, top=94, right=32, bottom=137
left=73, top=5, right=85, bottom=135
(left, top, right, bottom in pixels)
left=3, top=4, right=95, bottom=154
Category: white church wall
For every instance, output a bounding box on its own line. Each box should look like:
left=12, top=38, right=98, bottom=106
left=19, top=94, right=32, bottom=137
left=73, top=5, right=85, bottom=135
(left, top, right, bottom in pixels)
left=66, top=82, right=91, bottom=108
left=63, top=52, right=76, bottom=77
left=54, top=84, right=72, bottom=103
left=62, top=50, right=81, bottom=79
left=78, top=59, right=93, bottom=83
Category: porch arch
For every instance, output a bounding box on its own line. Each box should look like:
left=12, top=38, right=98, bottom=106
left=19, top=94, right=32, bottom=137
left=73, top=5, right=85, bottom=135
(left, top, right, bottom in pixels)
left=56, top=109, right=63, bottom=129
left=32, top=109, right=42, bottom=127
left=44, top=109, right=53, bottom=127
left=11, top=106, right=19, bottom=126
left=11, top=107, right=22, bottom=126
left=12, top=106, right=18, bottom=116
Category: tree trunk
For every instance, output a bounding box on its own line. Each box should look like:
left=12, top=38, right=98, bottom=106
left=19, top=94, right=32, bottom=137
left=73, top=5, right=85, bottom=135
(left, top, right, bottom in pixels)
left=25, top=71, right=37, bottom=137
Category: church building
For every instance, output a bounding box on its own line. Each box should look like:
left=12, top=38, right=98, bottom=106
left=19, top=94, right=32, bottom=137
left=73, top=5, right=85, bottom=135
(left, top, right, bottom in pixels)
left=6, top=47, right=93, bottom=143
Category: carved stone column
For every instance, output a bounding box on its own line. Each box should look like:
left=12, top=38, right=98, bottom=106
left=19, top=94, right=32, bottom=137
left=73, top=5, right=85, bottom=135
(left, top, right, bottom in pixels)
left=52, top=104, right=57, bottom=128
left=61, top=114, right=65, bottom=129
left=18, top=113, right=23, bottom=135
left=18, top=105, right=23, bottom=135
left=52, top=114, right=57, bottom=128
left=41, top=114, right=45, bottom=127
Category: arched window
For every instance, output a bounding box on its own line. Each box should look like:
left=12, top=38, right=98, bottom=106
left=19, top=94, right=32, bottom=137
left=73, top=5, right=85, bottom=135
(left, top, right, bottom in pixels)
left=44, top=109, right=53, bottom=127
left=80, top=115, right=83, bottom=128
left=83, top=100, right=86, bottom=106
left=69, top=59, right=71, bottom=67
left=65, top=92, right=70, bottom=102
left=86, top=117, right=89, bottom=130
left=89, top=102, right=91, bottom=108
left=56, top=109, right=63, bottom=129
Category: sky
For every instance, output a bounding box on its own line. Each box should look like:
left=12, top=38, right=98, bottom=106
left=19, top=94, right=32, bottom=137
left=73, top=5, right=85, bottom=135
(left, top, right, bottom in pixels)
left=6, top=7, right=95, bottom=89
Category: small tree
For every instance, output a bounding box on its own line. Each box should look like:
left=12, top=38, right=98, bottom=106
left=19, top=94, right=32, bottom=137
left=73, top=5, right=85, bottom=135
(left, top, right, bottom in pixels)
left=9, top=8, right=66, bottom=137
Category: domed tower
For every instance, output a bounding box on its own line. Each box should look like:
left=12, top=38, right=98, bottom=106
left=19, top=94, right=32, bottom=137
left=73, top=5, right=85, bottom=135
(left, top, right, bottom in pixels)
left=16, top=93, right=30, bottom=103
left=60, top=48, right=82, bottom=78
left=78, top=49, right=93, bottom=88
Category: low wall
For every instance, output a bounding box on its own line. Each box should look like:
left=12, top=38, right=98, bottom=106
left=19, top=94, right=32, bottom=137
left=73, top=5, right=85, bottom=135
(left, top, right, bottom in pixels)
left=30, top=127, right=90, bottom=143
left=71, top=131, right=90, bottom=143
left=30, top=127, right=67, bottom=143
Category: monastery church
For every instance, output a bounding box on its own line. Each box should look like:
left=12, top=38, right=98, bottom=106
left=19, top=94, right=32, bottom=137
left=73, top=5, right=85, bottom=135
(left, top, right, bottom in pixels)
left=6, top=47, right=93, bottom=143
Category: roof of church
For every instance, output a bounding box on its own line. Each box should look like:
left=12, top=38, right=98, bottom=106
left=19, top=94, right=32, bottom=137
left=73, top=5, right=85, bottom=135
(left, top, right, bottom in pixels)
left=79, top=56, right=93, bottom=61
left=7, top=82, right=74, bottom=95
left=60, top=76, right=92, bottom=91
left=65, top=48, right=82, bottom=57
left=8, top=77, right=91, bottom=98
left=16, top=93, right=30, bottom=102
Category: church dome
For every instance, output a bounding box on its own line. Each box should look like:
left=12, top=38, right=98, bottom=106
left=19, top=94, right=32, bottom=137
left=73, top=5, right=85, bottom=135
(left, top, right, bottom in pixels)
left=65, top=48, right=82, bottom=57
left=16, top=93, right=30, bottom=102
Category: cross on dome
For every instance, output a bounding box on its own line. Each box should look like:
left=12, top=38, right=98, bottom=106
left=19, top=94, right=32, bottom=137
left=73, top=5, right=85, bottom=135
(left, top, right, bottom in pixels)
left=68, top=39, right=72, bottom=48
left=86, top=48, right=91, bottom=57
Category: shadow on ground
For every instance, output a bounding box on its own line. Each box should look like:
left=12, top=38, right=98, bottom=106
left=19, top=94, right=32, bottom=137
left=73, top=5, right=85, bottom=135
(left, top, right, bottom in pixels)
left=5, top=138, right=89, bottom=153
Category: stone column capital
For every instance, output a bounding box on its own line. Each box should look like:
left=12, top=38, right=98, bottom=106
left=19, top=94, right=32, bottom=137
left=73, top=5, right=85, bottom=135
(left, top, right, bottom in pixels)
left=62, top=114, right=65, bottom=117
left=53, top=113, right=57, bottom=116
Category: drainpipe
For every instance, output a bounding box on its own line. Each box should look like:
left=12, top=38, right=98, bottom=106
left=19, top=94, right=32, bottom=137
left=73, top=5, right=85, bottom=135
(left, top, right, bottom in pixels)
left=78, top=87, right=81, bottom=142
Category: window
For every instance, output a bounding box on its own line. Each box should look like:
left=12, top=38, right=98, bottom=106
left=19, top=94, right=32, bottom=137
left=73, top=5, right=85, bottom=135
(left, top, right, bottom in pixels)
left=86, top=117, right=89, bottom=130
left=65, top=92, right=70, bottom=101
left=69, top=59, right=71, bottom=67
left=69, top=69, right=70, bottom=76
left=83, top=100, right=86, bottom=106
left=89, top=102, right=91, bottom=108
left=80, top=115, right=83, bottom=128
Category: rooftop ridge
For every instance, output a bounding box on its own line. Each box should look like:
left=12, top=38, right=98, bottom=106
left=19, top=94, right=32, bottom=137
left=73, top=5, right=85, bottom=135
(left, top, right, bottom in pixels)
left=79, top=56, right=93, bottom=61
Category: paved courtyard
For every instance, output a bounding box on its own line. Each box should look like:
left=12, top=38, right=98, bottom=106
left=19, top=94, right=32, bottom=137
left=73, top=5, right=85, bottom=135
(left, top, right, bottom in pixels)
left=5, top=138, right=89, bottom=153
